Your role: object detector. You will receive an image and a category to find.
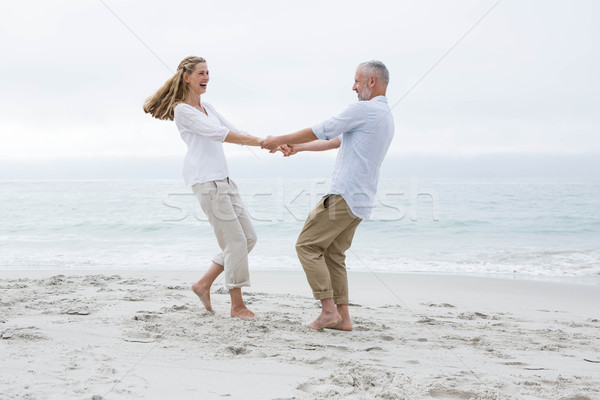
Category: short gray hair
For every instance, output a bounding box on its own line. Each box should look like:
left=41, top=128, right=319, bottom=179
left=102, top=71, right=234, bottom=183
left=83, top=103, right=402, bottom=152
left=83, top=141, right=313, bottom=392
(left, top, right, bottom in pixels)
left=359, top=60, right=389, bottom=85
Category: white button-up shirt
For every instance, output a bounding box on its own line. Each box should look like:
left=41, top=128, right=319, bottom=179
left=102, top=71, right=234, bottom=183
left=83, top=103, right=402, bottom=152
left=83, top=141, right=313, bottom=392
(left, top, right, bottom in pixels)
left=312, top=96, right=395, bottom=220
left=174, top=102, right=240, bottom=186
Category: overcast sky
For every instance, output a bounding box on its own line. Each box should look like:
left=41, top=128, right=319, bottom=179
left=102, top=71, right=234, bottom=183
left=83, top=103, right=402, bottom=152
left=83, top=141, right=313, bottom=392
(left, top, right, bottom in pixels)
left=1, top=0, right=598, bottom=176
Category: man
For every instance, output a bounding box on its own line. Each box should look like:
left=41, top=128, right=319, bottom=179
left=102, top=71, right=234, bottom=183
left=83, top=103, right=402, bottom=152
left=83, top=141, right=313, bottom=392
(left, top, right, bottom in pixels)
left=262, top=60, right=394, bottom=330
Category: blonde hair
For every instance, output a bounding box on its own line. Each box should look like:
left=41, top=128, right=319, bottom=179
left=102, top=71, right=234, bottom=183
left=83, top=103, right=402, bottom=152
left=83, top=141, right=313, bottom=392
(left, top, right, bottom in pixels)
left=143, top=56, right=206, bottom=121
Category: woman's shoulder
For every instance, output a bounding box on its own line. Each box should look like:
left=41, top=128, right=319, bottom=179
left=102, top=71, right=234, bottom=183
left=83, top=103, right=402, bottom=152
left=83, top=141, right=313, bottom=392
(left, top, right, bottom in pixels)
left=174, top=101, right=218, bottom=119
left=174, top=102, right=191, bottom=110
left=174, top=102, right=196, bottom=117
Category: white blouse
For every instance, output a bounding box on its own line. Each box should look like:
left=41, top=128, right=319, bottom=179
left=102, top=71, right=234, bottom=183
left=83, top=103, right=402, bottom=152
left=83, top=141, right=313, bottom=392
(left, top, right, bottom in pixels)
left=174, top=102, right=241, bottom=186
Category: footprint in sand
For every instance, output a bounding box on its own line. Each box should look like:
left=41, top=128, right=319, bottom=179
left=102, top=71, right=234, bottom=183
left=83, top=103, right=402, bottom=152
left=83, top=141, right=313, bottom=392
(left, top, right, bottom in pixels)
left=424, top=302, right=455, bottom=308
left=161, top=304, right=189, bottom=312
left=457, top=312, right=488, bottom=320
left=65, top=308, right=90, bottom=315
left=1, top=330, right=14, bottom=339
left=121, top=330, right=158, bottom=343
left=1, top=326, right=46, bottom=341
left=226, top=345, right=250, bottom=355
left=250, top=350, right=268, bottom=358
left=296, top=381, right=315, bottom=393
left=123, top=296, right=145, bottom=302
left=428, top=388, right=477, bottom=399
left=133, top=312, right=162, bottom=321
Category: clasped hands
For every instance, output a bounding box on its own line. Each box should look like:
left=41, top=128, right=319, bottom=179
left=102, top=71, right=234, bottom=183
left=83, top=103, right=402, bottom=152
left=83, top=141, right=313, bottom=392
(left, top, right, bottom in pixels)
left=260, top=136, right=297, bottom=157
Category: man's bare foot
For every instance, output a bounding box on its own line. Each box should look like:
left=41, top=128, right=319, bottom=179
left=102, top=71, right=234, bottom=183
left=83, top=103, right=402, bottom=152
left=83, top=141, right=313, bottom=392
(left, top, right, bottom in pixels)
left=307, top=311, right=342, bottom=330
left=230, top=306, right=255, bottom=319
left=325, top=304, right=352, bottom=331
left=325, top=318, right=353, bottom=331
left=191, top=283, right=214, bottom=313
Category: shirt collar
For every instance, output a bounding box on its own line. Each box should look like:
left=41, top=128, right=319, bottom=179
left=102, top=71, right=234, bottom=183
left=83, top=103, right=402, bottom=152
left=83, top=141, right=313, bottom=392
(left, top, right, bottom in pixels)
left=370, top=95, right=387, bottom=103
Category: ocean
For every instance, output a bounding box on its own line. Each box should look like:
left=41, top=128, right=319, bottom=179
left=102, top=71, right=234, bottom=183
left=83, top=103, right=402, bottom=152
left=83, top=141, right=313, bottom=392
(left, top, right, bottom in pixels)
left=1, top=179, right=599, bottom=282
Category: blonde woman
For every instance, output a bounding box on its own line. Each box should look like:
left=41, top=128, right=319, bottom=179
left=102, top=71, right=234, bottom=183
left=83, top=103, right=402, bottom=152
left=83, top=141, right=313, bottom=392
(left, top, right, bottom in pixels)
left=144, top=56, right=262, bottom=318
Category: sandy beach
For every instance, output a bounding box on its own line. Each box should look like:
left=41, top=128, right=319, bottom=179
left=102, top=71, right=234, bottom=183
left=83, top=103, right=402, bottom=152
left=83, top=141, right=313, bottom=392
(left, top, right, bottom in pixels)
left=1, top=270, right=599, bottom=400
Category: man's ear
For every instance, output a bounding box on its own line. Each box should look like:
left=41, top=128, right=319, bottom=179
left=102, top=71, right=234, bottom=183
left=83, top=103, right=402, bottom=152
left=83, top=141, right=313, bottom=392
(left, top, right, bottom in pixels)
left=369, top=76, right=376, bottom=87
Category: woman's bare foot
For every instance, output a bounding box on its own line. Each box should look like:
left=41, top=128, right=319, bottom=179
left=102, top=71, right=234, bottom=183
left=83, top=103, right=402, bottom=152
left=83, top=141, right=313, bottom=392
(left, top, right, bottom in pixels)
left=191, top=263, right=224, bottom=314
left=228, top=288, right=255, bottom=319
left=230, top=305, right=255, bottom=319
left=191, top=283, right=214, bottom=313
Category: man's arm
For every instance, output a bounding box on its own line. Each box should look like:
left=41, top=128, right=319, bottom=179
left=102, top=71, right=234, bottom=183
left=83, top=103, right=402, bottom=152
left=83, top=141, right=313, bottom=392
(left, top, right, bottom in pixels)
left=281, top=137, right=340, bottom=156
left=261, top=128, right=317, bottom=151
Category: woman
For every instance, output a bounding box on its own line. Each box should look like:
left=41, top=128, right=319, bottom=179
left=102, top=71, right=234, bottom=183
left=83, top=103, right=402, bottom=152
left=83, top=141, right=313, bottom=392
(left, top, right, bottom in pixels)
left=144, top=56, right=262, bottom=318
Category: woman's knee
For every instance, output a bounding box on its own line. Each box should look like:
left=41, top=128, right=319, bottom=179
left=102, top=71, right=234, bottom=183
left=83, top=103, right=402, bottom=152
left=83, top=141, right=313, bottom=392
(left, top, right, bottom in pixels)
left=246, top=232, right=257, bottom=252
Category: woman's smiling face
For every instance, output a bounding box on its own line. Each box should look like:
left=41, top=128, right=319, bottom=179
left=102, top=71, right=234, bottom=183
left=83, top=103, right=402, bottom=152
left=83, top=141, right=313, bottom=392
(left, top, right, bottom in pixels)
left=184, top=62, right=209, bottom=96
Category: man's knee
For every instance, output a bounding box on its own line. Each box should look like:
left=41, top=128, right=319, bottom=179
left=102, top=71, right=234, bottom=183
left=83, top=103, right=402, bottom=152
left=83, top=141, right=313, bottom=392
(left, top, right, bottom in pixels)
left=296, top=240, right=324, bottom=265
left=295, top=239, right=309, bottom=257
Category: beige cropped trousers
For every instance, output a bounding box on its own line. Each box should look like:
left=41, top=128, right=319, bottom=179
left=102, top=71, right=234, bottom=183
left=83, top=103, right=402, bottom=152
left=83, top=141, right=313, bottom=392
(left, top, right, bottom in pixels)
left=192, top=178, right=256, bottom=289
left=295, top=194, right=362, bottom=305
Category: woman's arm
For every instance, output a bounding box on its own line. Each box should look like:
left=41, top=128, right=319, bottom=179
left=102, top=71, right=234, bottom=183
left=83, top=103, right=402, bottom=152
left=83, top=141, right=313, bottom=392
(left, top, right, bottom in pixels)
left=204, top=103, right=262, bottom=146
left=224, top=131, right=263, bottom=147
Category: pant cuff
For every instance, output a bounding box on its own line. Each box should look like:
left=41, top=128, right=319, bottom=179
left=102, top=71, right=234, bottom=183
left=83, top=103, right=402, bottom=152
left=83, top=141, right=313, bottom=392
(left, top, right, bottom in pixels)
left=225, top=280, right=251, bottom=290
left=313, top=290, right=334, bottom=300
left=334, top=296, right=349, bottom=305
left=211, top=256, right=224, bottom=266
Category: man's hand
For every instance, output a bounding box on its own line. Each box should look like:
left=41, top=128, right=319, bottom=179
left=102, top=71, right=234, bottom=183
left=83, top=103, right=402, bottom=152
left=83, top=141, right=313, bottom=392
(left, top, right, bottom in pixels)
left=261, top=135, right=281, bottom=152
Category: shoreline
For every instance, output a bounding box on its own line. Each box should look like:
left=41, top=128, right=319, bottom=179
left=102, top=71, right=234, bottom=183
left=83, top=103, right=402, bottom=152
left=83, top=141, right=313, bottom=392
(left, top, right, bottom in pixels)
left=2, top=268, right=599, bottom=287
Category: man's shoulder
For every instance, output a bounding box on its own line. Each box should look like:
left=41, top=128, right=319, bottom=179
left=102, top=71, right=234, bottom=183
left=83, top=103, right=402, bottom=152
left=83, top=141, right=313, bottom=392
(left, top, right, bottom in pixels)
left=343, top=100, right=370, bottom=115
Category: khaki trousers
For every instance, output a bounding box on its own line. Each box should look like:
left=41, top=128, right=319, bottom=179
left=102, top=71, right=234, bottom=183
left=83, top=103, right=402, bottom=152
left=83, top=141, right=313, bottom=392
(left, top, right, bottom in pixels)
left=192, top=178, right=256, bottom=289
left=295, top=195, right=362, bottom=305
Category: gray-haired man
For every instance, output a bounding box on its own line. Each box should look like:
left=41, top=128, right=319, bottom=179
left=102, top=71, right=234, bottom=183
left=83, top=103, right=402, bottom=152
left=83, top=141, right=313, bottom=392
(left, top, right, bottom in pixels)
left=262, top=61, right=394, bottom=330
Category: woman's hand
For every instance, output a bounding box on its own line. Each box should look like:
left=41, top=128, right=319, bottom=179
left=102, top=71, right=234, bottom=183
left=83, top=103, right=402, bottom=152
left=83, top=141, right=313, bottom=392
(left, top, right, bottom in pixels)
left=278, top=144, right=299, bottom=157
left=261, top=135, right=280, bottom=152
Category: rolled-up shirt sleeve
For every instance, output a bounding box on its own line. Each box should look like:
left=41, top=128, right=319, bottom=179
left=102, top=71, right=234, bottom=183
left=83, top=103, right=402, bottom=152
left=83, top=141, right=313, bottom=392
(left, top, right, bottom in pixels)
left=174, top=105, right=229, bottom=142
left=312, top=102, right=368, bottom=141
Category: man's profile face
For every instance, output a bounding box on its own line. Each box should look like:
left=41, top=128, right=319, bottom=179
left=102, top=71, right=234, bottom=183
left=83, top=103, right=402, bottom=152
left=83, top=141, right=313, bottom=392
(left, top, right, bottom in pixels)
left=352, top=67, right=372, bottom=101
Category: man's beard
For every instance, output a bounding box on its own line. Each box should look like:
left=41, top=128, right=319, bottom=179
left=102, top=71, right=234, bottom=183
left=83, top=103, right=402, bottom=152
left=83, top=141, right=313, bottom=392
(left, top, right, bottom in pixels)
left=358, top=86, right=371, bottom=101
